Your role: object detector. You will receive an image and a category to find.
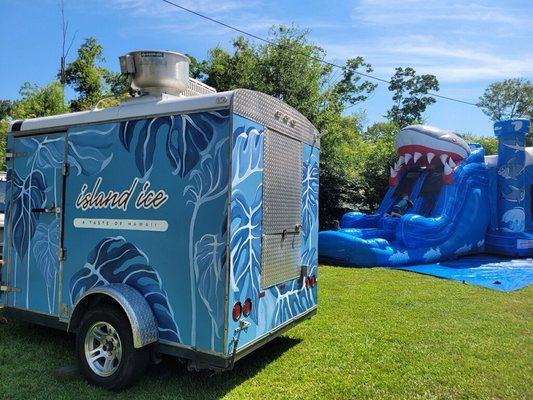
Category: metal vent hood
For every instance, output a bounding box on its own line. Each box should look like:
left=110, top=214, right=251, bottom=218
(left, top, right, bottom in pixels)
left=119, top=50, right=191, bottom=96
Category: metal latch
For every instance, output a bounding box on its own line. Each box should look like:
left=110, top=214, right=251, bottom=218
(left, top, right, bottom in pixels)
left=62, top=163, right=70, bottom=176
left=32, top=203, right=61, bottom=215
left=0, top=284, right=20, bottom=293
left=281, top=224, right=302, bottom=240
left=4, top=151, right=26, bottom=162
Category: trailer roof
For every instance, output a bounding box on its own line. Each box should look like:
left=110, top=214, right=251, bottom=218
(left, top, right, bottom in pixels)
left=9, top=91, right=234, bottom=135
left=8, top=89, right=320, bottom=147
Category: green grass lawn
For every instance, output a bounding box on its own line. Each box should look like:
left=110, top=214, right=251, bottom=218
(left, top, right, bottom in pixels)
left=1, top=266, right=532, bottom=400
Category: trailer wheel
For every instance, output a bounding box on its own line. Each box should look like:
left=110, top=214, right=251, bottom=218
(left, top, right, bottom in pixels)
left=76, top=305, right=149, bottom=391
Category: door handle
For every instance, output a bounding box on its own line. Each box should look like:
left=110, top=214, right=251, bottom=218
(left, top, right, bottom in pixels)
left=281, top=224, right=302, bottom=240
left=32, top=203, right=60, bottom=214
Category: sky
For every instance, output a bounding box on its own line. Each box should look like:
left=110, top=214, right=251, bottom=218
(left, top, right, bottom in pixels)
left=0, top=0, right=531, bottom=136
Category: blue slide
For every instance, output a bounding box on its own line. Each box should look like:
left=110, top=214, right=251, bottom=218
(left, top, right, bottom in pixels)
left=319, top=125, right=493, bottom=267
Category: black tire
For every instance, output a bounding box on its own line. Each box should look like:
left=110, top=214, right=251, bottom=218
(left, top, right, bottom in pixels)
left=76, top=305, right=150, bottom=391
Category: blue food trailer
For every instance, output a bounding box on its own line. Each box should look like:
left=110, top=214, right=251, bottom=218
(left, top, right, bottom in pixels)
left=0, top=51, right=319, bottom=390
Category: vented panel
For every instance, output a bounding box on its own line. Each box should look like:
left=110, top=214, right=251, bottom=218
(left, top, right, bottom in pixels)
left=261, top=129, right=302, bottom=288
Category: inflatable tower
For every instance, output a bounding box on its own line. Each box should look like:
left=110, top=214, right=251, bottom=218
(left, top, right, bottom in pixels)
left=486, top=118, right=532, bottom=256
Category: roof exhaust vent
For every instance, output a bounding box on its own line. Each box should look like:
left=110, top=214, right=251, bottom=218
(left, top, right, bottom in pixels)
left=119, top=50, right=190, bottom=96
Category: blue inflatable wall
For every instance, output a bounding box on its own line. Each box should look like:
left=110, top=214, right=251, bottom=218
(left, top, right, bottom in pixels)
left=486, top=119, right=532, bottom=256
left=319, top=119, right=532, bottom=267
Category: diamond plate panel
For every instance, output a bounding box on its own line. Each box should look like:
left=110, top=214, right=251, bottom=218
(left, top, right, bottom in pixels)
left=261, top=234, right=301, bottom=289
left=233, top=89, right=320, bottom=147
left=260, top=128, right=302, bottom=289
left=263, top=129, right=302, bottom=234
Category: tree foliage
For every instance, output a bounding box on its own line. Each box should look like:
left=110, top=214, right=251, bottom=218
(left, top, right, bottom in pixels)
left=478, top=78, right=532, bottom=121
left=0, top=81, right=68, bottom=169
left=459, top=134, right=498, bottom=155
left=63, top=37, right=127, bottom=111
left=386, top=67, right=439, bottom=127
left=193, top=25, right=379, bottom=227
left=0, top=100, right=14, bottom=121
left=12, top=81, right=68, bottom=119
left=197, top=26, right=376, bottom=131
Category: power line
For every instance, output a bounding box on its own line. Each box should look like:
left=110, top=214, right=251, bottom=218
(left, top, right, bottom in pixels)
left=160, top=0, right=480, bottom=107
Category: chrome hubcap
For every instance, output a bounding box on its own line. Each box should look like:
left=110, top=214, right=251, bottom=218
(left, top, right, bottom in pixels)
left=84, top=321, right=122, bottom=377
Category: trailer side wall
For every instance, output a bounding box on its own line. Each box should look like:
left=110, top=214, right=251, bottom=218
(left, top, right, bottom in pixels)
left=57, top=109, right=231, bottom=354
left=227, top=112, right=319, bottom=354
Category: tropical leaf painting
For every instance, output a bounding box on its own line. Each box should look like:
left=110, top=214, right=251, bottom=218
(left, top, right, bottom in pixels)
left=20, top=136, right=64, bottom=169
left=184, top=137, right=229, bottom=206
left=230, top=187, right=262, bottom=323
left=32, top=220, right=59, bottom=288
left=118, top=110, right=230, bottom=181
left=119, top=117, right=170, bottom=181
left=68, top=124, right=116, bottom=176
left=301, top=152, right=319, bottom=242
left=70, top=237, right=181, bottom=343
left=256, top=279, right=309, bottom=334
left=32, top=219, right=59, bottom=313
left=168, top=111, right=229, bottom=177
left=271, top=283, right=307, bottom=328
left=194, top=233, right=226, bottom=350
left=231, top=126, right=263, bottom=186
left=9, top=169, right=47, bottom=259
left=184, top=134, right=229, bottom=347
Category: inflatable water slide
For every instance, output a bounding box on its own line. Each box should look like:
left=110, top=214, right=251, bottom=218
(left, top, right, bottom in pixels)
left=319, top=119, right=533, bottom=267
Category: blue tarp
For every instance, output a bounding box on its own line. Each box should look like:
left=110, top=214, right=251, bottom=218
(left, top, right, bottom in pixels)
left=390, top=255, right=533, bottom=291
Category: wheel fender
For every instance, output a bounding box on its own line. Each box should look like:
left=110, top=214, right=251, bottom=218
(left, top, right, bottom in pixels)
left=70, top=283, right=158, bottom=348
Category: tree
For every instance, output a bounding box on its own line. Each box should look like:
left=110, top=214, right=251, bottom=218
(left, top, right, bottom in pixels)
left=386, top=67, right=439, bottom=127
left=478, top=78, right=532, bottom=121
left=0, top=100, right=14, bottom=121
left=0, top=81, right=68, bottom=169
left=459, top=134, right=498, bottom=155
left=200, top=26, right=376, bottom=132
left=360, top=121, right=399, bottom=208
left=197, top=25, right=378, bottom=227
left=12, top=81, right=68, bottom=119
left=63, top=37, right=126, bottom=111
left=191, top=26, right=376, bottom=226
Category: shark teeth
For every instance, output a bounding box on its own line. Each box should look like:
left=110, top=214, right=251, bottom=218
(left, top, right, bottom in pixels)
left=413, top=152, right=422, bottom=163
left=440, top=154, right=449, bottom=165
left=390, top=167, right=397, bottom=177
left=393, top=160, right=400, bottom=170
left=398, top=155, right=405, bottom=165
left=448, top=158, right=456, bottom=168
left=444, top=162, right=453, bottom=175
left=404, top=153, right=413, bottom=164
left=427, top=152, right=435, bottom=164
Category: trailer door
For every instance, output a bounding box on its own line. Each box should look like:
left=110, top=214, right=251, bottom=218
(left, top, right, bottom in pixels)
left=4, top=133, right=66, bottom=315
left=261, top=128, right=302, bottom=288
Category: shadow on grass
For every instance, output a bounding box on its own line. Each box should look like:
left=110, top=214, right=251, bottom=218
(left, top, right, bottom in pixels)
left=2, top=318, right=301, bottom=399
left=143, top=336, right=302, bottom=398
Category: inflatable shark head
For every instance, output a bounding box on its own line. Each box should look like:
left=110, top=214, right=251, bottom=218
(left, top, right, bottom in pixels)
left=389, top=125, right=471, bottom=185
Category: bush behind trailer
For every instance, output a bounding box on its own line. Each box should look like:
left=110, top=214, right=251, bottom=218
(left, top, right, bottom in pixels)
left=0, top=51, right=319, bottom=390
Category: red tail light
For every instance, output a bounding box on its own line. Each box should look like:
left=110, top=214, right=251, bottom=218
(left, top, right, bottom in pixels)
left=243, top=298, right=252, bottom=317
left=232, top=302, right=242, bottom=321
left=305, top=277, right=310, bottom=288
